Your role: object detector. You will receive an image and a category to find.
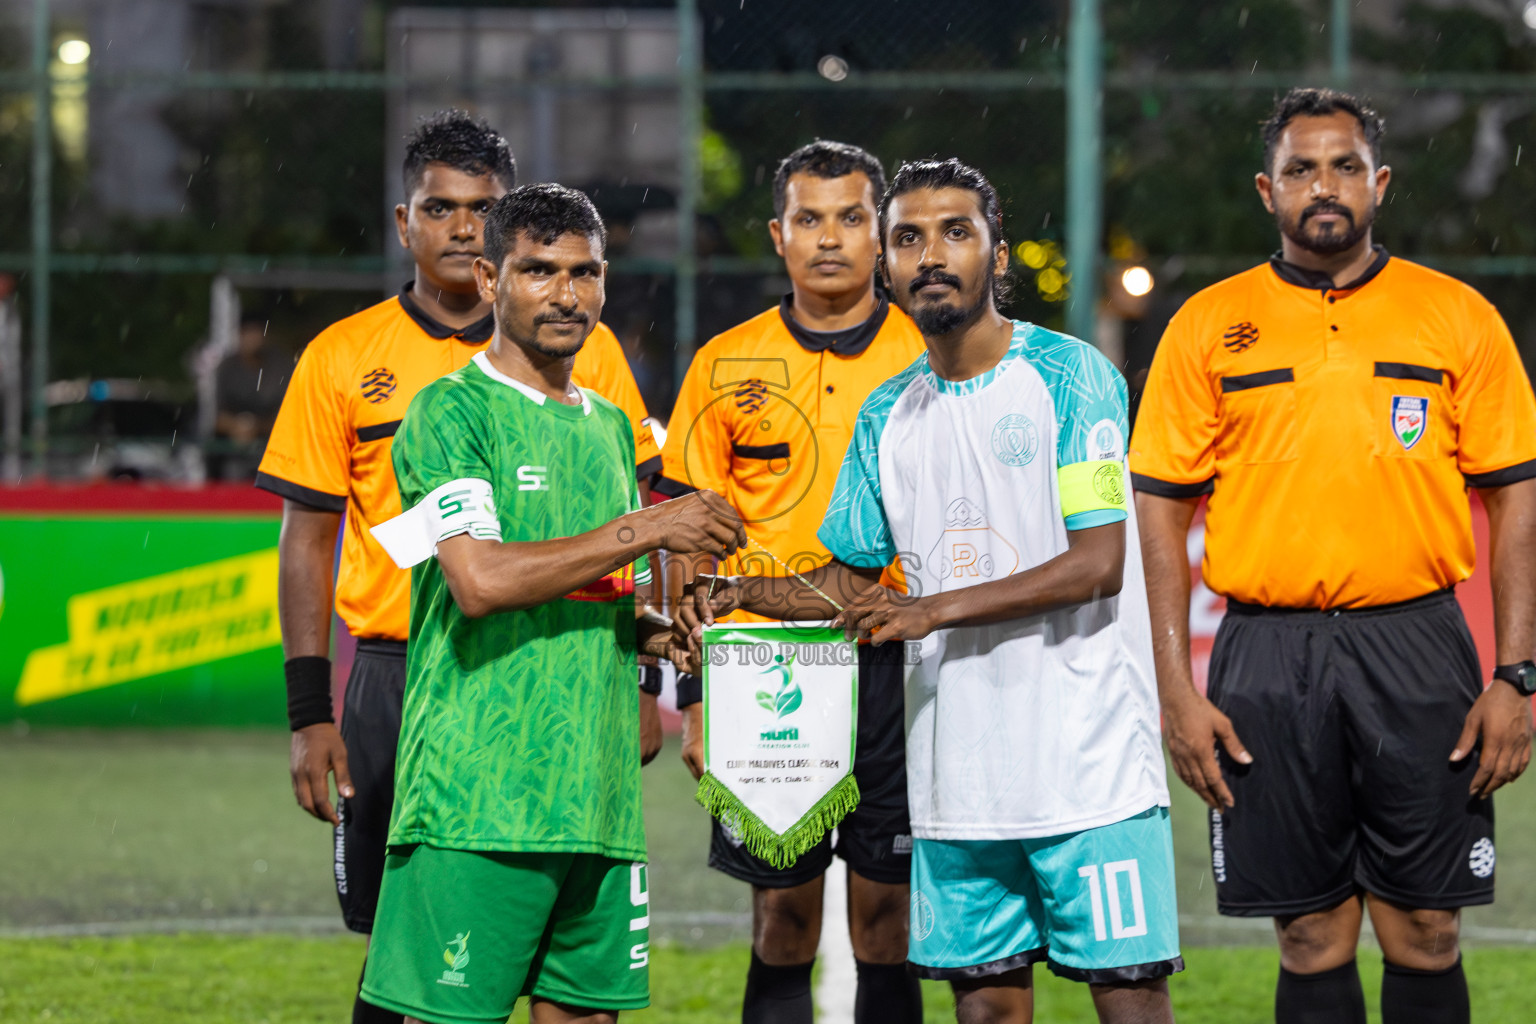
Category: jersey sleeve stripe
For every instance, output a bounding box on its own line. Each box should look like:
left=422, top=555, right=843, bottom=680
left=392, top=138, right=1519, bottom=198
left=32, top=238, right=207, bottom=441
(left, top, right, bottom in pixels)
left=1464, top=458, right=1536, bottom=489
left=1374, top=362, right=1445, bottom=385
left=1130, top=472, right=1214, bottom=499
left=357, top=419, right=402, bottom=443
left=254, top=471, right=348, bottom=512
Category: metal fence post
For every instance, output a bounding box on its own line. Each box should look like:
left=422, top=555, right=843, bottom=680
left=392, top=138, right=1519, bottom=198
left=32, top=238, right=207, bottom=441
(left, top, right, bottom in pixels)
left=30, top=0, right=51, bottom=476
left=1331, top=0, right=1351, bottom=88
left=674, top=0, right=701, bottom=396
left=1065, top=0, right=1102, bottom=347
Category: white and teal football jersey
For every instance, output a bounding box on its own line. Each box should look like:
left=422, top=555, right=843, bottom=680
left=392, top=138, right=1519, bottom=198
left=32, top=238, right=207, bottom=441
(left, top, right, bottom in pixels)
left=819, top=320, right=1169, bottom=840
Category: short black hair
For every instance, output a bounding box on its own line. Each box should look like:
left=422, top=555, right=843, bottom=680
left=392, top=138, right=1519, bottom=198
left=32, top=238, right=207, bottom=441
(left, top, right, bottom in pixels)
left=1261, top=88, right=1385, bottom=172
left=483, top=184, right=607, bottom=269
left=401, top=109, right=516, bottom=198
left=772, top=141, right=886, bottom=219
left=879, top=157, right=1005, bottom=250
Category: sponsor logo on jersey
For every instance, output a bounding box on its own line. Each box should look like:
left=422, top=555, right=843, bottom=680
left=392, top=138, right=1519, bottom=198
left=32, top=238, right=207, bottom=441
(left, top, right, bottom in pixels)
left=990, top=414, right=1038, bottom=467
left=910, top=890, right=935, bottom=941
left=892, top=834, right=913, bottom=855
left=929, top=498, right=1020, bottom=581
left=1093, top=464, right=1125, bottom=505
left=517, top=465, right=549, bottom=491
left=1391, top=395, right=1428, bottom=450
left=1469, top=837, right=1496, bottom=879
left=438, top=931, right=471, bottom=988
left=361, top=367, right=397, bottom=404
left=1089, top=419, right=1125, bottom=461
left=734, top=380, right=769, bottom=415
left=1222, top=321, right=1260, bottom=352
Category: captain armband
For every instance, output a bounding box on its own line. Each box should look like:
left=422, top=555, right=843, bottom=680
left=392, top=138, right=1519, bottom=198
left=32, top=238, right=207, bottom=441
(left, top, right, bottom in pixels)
left=1058, top=459, right=1129, bottom=530
left=370, top=478, right=502, bottom=568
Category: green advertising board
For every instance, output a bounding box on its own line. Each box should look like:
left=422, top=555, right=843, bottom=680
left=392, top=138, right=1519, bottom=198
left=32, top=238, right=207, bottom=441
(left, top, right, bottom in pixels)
left=0, top=490, right=286, bottom=726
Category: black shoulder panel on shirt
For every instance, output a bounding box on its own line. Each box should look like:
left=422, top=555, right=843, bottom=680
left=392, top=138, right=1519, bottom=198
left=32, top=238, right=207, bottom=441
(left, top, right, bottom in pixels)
left=255, top=472, right=348, bottom=512
left=357, top=420, right=402, bottom=443
left=1220, top=368, right=1294, bottom=393
left=1465, top=459, right=1536, bottom=489
left=1374, top=362, right=1444, bottom=385
left=1131, top=473, right=1215, bottom=499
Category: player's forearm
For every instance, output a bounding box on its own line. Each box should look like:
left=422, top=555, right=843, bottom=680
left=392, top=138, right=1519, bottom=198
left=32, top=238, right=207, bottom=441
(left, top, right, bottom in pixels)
left=277, top=502, right=342, bottom=658
left=439, top=515, right=658, bottom=618
left=1480, top=478, right=1536, bottom=664
left=734, top=562, right=877, bottom=620
left=1135, top=493, right=1201, bottom=704
left=922, top=521, right=1125, bottom=631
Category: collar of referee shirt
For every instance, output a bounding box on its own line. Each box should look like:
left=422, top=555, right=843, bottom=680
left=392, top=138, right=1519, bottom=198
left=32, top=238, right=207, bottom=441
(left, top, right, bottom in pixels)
left=777, top=291, right=890, bottom=356
left=398, top=281, right=495, bottom=344
left=1268, top=244, right=1390, bottom=293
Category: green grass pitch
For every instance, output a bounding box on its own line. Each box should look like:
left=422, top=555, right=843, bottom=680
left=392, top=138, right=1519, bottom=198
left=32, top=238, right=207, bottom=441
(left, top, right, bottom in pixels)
left=3, top=728, right=1535, bottom=1021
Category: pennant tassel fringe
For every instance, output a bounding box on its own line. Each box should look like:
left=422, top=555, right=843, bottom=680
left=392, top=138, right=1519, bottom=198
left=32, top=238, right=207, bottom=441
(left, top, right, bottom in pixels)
left=695, top=771, right=862, bottom=870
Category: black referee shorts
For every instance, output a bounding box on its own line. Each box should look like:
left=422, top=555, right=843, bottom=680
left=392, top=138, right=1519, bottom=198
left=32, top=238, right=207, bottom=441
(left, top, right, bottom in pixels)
left=1207, top=589, right=1495, bottom=918
left=707, top=641, right=913, bottom=888
left=333, top=639, right=407, bottom=934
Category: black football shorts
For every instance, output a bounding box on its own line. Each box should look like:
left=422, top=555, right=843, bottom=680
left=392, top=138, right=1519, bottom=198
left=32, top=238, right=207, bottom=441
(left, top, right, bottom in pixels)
left=1206, top=589, right=1495, bottom=917
left=708, top=641, right=913, bottom=888
left=333, top=639, right=407, bottom=934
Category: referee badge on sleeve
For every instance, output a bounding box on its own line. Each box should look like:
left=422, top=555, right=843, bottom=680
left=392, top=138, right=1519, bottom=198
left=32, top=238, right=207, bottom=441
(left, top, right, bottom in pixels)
left=1391, top=395, right=1428, bottom=451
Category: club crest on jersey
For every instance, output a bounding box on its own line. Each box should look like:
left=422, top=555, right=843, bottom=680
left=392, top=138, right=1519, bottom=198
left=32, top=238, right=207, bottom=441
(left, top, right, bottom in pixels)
left=991, top=414, right=1038, bottom=467
left=361, top=367, right=397, bottom=404
left=1391, top=395, right=1428, bottom=450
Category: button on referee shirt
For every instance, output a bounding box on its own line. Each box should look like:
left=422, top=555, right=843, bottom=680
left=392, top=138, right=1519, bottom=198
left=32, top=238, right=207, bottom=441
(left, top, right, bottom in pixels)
left=1130, top=249, right=1536, bottom=610
left=657, top=294, right=925, bottom=621
left=256, top=284, right=661, bottom=641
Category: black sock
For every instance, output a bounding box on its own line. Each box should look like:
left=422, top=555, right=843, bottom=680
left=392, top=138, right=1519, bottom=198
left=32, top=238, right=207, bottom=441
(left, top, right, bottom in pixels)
left=742, top=950, right=814, bottom=1024
left=1275, top=960, right=1367, bottom=1024
left=1381, top=956, right=1470, bottom=1024
left=354, top=956, right=404, bottom=1024
left=854, top=959, right=922, bottom=1024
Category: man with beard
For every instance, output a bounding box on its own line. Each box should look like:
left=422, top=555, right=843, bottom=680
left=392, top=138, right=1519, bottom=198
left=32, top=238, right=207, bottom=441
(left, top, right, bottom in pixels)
left=360, top=184, right=745, bottom=1024
left=685, top=158, right=1180, bottom=1024
left=659, top=141, right=925, bottom=1024
left=257, top=110, right=663, bottom=1024
left=1131, top=88, right=1536, bottom=1024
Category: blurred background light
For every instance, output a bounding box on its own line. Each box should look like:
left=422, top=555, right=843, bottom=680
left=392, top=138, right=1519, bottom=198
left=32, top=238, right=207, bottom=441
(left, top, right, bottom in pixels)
left=1121, top=265, right=1154, bottom=297
left=57, top=38, right=90, bottom=65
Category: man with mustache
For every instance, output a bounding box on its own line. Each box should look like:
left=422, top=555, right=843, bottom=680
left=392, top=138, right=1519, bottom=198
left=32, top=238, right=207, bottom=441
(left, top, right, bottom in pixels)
left=256, top=110, right=663, bottom=1024
left=359, top=184, right=746, bottom=1024
left=1131, top=88, right=1536, bottom=1024
left=657, top=140, right=924, bottom=1024
left=686, top=158, right=1181, bottom=1024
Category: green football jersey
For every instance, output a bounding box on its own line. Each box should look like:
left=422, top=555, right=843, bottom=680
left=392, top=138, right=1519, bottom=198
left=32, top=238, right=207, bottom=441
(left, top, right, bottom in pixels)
left=387, top=351, right=649, bottom=860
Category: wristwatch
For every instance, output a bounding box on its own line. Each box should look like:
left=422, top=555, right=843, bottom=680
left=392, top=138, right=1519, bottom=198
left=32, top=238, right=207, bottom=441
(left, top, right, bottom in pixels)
left=1492, top=661, right=1536, bottom=697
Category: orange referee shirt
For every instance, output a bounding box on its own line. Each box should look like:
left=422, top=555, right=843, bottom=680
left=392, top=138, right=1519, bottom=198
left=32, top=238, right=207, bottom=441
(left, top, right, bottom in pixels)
left=256, top=284, right=661, bottom=641
left=1130, top=248, right=1536, bottom=609
left=657, top=295, right=925, bottom=621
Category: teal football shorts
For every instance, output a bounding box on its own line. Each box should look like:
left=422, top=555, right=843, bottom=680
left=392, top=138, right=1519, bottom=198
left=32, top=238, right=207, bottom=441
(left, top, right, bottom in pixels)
left=909, top=806, right=1183, bottom=983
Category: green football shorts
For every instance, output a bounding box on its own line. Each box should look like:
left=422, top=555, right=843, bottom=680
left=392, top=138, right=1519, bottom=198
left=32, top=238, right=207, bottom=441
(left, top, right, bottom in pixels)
left=361, top=845, right=650, bottom=1023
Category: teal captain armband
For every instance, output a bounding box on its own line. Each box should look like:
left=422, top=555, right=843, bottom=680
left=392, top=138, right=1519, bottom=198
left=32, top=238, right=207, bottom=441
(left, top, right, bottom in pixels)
left=1058, top=459, right=1128, bottom=531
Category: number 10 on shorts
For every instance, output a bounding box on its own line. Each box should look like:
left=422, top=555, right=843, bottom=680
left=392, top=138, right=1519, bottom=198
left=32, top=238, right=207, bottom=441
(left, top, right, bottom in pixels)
left=1078, top=860, right=1147, bottom=941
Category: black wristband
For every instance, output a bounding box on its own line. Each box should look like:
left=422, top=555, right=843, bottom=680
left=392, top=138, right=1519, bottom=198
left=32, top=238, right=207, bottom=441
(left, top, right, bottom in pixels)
left=638, top=664, right=663, bottom=696
left=285, top=656, right=334, bottom=731
left=675, top=672, right=702, bottom=708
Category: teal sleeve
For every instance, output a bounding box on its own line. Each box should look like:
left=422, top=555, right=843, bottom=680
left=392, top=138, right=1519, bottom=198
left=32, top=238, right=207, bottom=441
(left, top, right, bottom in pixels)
left=1038, top=336, right=1130, bottom=531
